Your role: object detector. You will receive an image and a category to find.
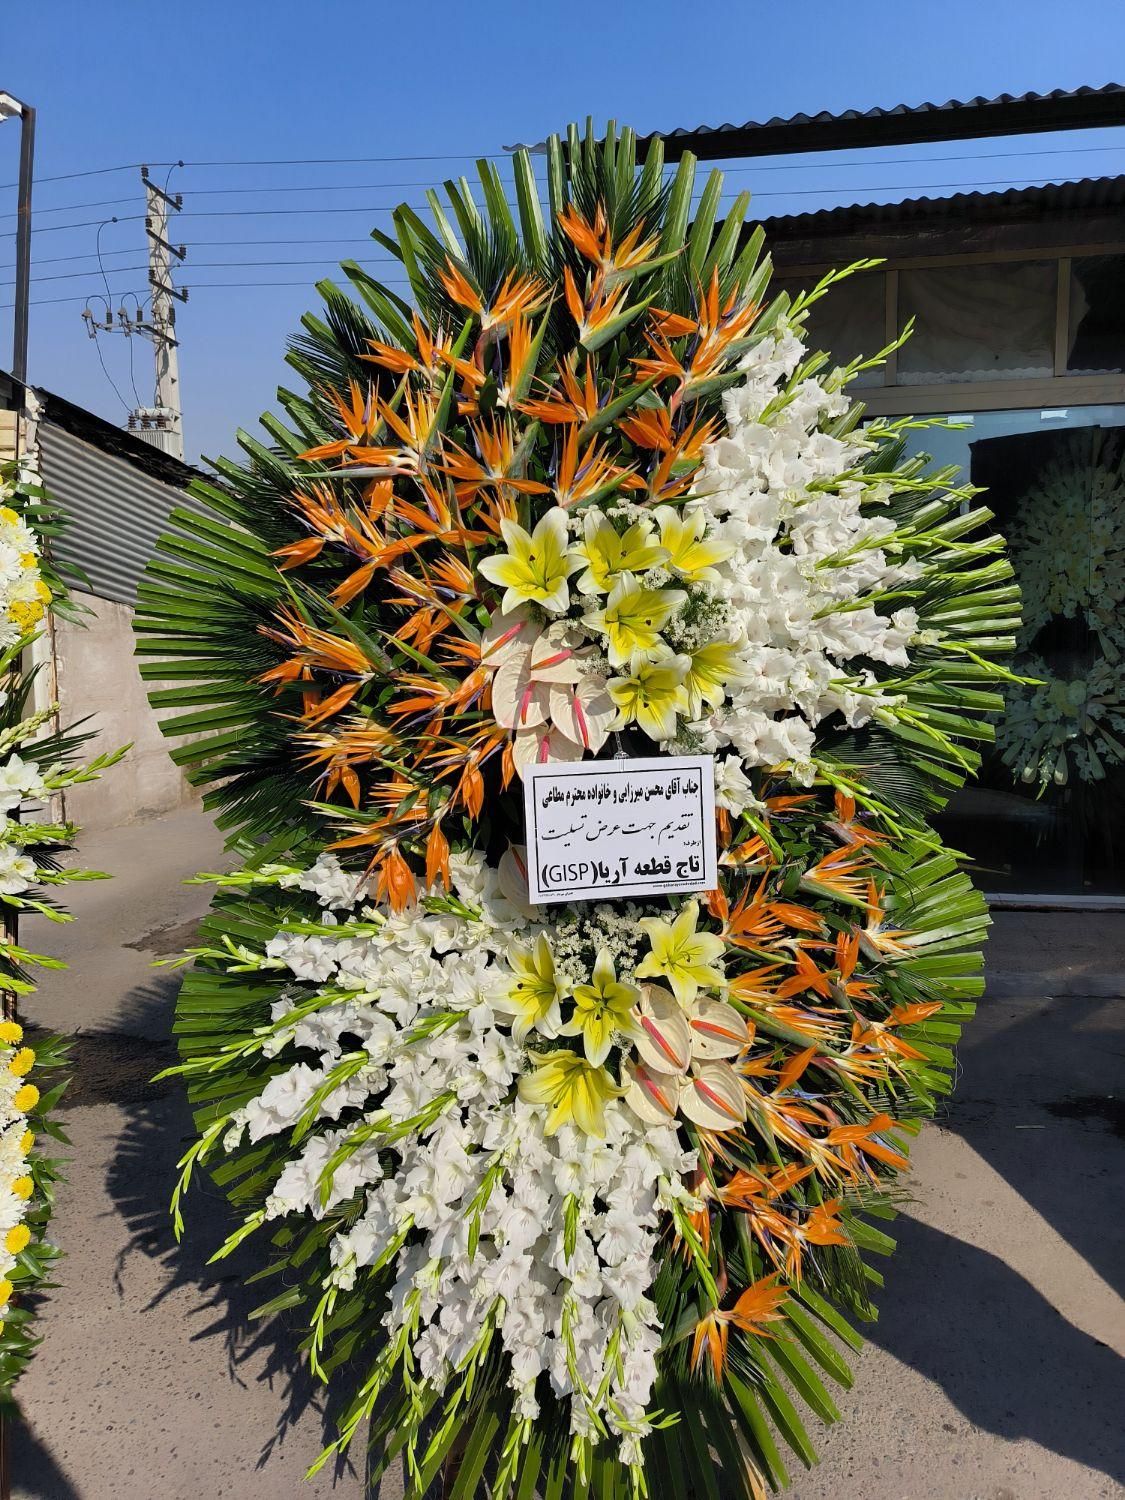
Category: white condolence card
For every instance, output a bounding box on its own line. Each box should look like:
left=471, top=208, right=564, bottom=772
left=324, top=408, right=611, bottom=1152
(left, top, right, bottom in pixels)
left=522, top=755, right=717, bottom=906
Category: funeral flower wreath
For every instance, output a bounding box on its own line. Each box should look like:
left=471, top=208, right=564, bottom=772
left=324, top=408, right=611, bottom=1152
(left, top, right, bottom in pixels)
left=993, top=426, right=1125, bottom=790
left=138, top=125, right=1018, bottom=1496
left=0, top=461, right=119, bottom=1399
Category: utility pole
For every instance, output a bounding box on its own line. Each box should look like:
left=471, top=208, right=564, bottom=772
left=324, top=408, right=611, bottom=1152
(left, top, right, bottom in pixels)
left=140, top=164, right=186, bottom=460
left=83, top=165, right=188, bottom=458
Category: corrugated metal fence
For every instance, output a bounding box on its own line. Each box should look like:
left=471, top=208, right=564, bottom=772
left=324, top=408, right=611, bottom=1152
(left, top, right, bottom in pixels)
left=37, top=420, right=203, bottom=606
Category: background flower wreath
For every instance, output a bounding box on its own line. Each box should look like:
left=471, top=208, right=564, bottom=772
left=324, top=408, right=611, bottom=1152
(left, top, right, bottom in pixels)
left=0, top=459, right=120, bottom=1403
left=136, top=122, right=1019, bottom=1497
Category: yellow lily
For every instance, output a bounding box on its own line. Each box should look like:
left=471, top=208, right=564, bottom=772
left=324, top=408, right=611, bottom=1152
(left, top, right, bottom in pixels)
left=635, top=900, right=725, bottom=1004
left=500, top=934, right=563, bottom=1043
left=682, top=639, right=746, bottom=720
left=654, top=504, right=734, bottom=584
left=584, top=574, right=685, bottom=667
left=519, top=1049, right=624, bottom=1136
left=477, top=509, right=581, bottom=616
left=574, top=514, right=668, bottom=596
left=607, top=652, right=690, bottom=742
left=561, top=949, right=640, bottom=1066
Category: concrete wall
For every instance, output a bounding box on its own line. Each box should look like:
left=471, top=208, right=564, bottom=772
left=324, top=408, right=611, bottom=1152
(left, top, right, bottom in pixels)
left=52, top=590, right=198, bottom=829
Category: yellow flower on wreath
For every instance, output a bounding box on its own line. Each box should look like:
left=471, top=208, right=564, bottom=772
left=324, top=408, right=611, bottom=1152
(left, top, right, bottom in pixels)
left=560, top=949, right=640, bottom=1066
left=607, top=652, right=690, bottom=742
left=654, top=504, right=734, bottom=583
left=582, top=573, right=685, bottom=667
left=9, top=1046, right=35, bottom=1078
left=636, top=899, right=726, bottom=1004
left=573, top=514, right=668, bottom=596
left=519, top=1048, right=624, bottom=1136
left=5, top=1224, right=30, bottom=1257
left=476, top=509, right=581, bottom=616
left=501, top=934, right=563, bottom=1043
left=682, top=639, right=747, bottom=720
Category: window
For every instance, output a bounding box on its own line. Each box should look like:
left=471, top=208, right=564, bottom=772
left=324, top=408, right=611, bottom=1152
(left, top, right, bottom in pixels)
left=786, top=270, right=886, bottom=387
left=1068, top=255, right=1125, bottom=374
left=897, top=261, right=1056, bottom=385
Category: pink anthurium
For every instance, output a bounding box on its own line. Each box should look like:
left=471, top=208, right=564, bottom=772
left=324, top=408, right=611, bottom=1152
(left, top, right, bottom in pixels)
left=623, top=1058, right=684, bottom=1124
left=632, top=985, right=692, bottom=1075
left=548, top=675, right=615, bottom=753
left=480, top=606, right=536, bottom=669
left=493, top=655, right=552, bottom=729
left=679, top=1060, right=748, bottom=1131
left=688, top=998, right=751, bottom=1060
left=511, top=722, right=585, bottom=774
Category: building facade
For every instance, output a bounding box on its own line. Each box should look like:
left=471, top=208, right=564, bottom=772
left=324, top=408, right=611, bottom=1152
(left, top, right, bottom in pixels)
left=763, top=177, right=1125, bottom=902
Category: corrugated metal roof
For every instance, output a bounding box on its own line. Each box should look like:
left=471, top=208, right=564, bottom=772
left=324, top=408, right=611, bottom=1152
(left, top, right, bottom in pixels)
left=639, top=84, right=1125, bottom=161
left=757, top=173, right=1125, bottom=237
left=38, top=421, right=200, bottom=607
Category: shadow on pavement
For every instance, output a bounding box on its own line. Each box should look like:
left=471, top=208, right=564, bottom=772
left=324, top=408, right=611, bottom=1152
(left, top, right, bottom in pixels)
left=100, top=980, right=360, bottom=1489
left=865, top=1215, right=1125, bottom=1488
left=10, top=1411, right=82, bottom=1500
left=940, top=990, right=1125, bottom=1300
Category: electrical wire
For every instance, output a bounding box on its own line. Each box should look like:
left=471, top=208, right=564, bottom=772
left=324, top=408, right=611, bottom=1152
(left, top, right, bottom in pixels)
left=0, top=280, right=413, bottom=308
left=88, top=323, right=131, bottom=412
left=0, top=162, right=151, bottom=191
left=0, top=289, right=149, bottom=309
left=6, top=136, right=1125, bottom=198
left=0, top=263, right=149, bottom=286
left=7, top=144, right=1125, bottom=228
left=0, top=215, right=145, bottom=240
left=1, top=252, right=401, bottom=286
left=1, top=239, right=397, bottom=271
left=165, top=141, right=1125, bottom=170
left=94, top=218, right=120, bottom=307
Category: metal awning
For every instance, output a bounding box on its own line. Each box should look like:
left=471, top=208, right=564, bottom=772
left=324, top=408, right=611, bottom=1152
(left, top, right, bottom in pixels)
left=756, top=173, right=1125, bottom=237
left=639, top=83, right=1125, bottom=162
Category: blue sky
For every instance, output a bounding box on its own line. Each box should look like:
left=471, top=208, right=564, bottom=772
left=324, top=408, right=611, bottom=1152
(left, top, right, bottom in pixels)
left=2, top=0, right=1124, bottom=462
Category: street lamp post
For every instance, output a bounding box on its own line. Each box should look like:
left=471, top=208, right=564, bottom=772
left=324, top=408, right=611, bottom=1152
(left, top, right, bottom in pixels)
left=0, top=92, right=36, bottom=385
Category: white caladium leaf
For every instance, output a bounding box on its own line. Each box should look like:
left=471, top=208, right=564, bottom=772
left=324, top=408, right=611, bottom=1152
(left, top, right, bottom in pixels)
left=688, top=997, right=751, bottom=1060
left=493, top=656, right=551, bottom=729
left=679, top=1060, right=747, bottom=1132
left=623, top=1058, right=683, bottom=1124
left=511, top=723, right=585, bottom=777
left=549, top=676, right=615, bottom=753
left=632, top=984, right=691, bottom=1075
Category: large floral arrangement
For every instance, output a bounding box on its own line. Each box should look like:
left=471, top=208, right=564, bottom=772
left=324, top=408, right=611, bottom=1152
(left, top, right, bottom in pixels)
left=138, top=124, right=1017, bottom=1496
left=993, top=427, right=1125, bottom=790
left=0, top=459, right=119, bottom=1397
